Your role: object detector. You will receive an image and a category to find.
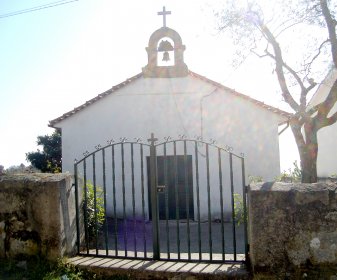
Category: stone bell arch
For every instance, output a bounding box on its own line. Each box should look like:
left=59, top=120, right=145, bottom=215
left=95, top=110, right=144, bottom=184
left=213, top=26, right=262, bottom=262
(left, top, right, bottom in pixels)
left=142, top=7, right=188, bottom=78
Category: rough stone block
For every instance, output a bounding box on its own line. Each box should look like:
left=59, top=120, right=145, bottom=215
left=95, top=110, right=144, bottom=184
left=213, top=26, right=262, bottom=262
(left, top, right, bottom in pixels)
left=0, top=173, right=78, bottom=260
left=248, top=182, right=337, bottom=275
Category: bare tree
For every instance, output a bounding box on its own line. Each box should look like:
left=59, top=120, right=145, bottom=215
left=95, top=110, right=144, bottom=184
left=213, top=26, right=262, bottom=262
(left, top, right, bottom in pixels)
left=217, top=0, right=337, bottom=182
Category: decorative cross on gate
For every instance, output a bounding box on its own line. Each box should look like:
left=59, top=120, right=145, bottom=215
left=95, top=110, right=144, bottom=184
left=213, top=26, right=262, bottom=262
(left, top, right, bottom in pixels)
left=157, top=6, right=171, bottom=27
left=147, top=133, right=158, bottom=146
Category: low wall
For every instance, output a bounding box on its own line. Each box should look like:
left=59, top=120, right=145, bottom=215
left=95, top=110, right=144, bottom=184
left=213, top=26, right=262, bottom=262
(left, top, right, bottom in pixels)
left=0, top=173, right=78, bottom=260
left=248, top=182, right=337, bottom=276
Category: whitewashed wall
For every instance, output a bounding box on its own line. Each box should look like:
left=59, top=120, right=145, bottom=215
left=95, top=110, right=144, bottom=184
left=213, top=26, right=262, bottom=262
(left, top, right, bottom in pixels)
left=56, top=75, right=285, bottom=219
left=308, top=68, right=337, bottom=177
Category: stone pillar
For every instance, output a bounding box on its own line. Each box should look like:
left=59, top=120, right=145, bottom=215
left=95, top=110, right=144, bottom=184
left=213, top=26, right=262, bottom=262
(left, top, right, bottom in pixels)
left=248, top=182, right=337, bottom=276
left=0, top=173, right=79, bottom=260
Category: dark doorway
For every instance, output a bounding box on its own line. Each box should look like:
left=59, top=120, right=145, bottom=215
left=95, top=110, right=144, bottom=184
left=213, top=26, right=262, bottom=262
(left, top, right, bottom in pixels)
left=148, top=155, right=194, bottom=220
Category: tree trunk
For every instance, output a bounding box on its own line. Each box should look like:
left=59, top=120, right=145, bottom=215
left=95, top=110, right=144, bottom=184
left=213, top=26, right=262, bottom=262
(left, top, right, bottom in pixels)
left=300, top=148, right=318, bottom=183
left=291, top=120, right=318, bottom=183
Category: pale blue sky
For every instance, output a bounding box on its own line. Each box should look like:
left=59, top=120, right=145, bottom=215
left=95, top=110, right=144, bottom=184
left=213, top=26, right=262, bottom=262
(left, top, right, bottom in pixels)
left=0, top=0, right=298, bottom=171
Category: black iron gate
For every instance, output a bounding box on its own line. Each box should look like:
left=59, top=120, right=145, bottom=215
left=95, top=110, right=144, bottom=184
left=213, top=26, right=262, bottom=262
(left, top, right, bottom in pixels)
left=74, top=133, right=248, bottom=264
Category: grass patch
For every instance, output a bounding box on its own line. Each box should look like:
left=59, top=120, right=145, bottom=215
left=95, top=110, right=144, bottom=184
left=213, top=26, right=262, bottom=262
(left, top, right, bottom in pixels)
left=0, top=257, right=130, bottom=280
left=0, top=257, right=82, bottom=280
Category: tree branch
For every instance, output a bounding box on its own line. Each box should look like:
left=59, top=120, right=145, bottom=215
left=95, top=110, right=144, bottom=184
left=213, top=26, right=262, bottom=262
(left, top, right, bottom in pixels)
left=327, top=110, right=337, bottom=125
left=251, top=48, right=268, bottom=58
left=307, top=105, right=319, bottom=116
left=274, top=20, right=305, bottom=38
left=303, top=39, right=330, bottom=73
left=314, top=78, right=337, bottom=129
left=264, top=49, right=317, bottom=111
left=314, top=110, right=337, bottom=129
left=320, top=0, right=337, bottom=67
left=290, top=117, right=306, bottom=148
left=259, top=24, right=300, bottom=111
left=306, top=81, right=318, bottom=93
left=265, top=50, right=305, bottom=90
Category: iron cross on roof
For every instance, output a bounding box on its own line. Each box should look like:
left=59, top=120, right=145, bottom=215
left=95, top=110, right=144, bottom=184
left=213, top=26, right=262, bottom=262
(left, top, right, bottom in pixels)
left=158, top=6, right=171, bottom=27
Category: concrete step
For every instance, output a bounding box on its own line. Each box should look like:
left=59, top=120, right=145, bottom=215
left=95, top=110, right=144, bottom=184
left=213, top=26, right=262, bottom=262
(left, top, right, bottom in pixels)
left=67, top=256, right=251, bottom=279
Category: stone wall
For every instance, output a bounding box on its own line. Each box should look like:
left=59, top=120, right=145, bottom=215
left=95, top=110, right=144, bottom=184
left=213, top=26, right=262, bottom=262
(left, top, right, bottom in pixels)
left=248, top=182, right=337, bottom=276
left=0, top=173, right=78, bottom=260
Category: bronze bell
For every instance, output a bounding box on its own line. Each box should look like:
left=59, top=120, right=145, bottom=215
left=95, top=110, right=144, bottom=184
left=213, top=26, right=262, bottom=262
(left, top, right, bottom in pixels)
left=158, top=40, right=173, bottom=52
left=162, top=51, right=170, bottom=61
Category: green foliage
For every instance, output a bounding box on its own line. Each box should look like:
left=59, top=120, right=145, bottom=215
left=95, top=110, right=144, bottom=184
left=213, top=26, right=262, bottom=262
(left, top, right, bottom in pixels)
left=38, top=259, right=83, bottom=280
left=248, top=175, right=263, bottom=184
left=84, top=181, right=106, bottom=238
left=26, top=130, right=62, bottom=173
left=276, top=160, right=302, bottom=182
left=233, top=193, right=246, bottom=226
left=0, top=257, right=134, bottom=279
left=0, top=257, right=83, bottom=280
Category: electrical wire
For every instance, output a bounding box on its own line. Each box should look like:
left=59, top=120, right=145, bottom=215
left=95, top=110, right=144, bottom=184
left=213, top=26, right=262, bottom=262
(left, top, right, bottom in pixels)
left=0, top=0, right=79, bottom=19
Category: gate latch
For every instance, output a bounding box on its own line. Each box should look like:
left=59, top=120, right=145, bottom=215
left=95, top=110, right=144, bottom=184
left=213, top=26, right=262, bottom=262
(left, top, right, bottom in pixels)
left=157, top=185, right=166, bottom=193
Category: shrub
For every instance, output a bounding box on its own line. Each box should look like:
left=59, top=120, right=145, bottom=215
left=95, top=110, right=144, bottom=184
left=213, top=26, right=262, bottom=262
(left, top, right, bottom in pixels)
left=277, top=160, right=302, bottom=182
left=0, top=257, right=83, bottom=280
left=233, top=193, right=246, bottom=225
left=248, top=175, right=263, bottom=184
left=84, top=182, right=105, bottom=238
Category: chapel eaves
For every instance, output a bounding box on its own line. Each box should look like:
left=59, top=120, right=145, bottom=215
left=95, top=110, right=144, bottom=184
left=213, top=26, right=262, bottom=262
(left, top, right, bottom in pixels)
left=49, top=71, right=292, bottom=128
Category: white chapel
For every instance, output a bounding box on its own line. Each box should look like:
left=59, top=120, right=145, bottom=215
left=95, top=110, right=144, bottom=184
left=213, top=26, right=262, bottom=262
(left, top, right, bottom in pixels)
left=50, top=7, right=291, bottom=219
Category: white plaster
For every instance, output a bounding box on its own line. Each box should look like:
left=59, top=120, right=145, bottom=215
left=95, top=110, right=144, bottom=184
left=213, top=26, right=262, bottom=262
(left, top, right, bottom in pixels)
left=308, top=68, right=337, bottom=177
left=54, top=75, right=286, bottom=219
left=317, top=123, right=337, bottom=177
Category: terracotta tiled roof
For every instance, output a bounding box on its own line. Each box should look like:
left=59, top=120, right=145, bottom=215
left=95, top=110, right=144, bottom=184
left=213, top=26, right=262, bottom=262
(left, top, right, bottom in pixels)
left=49, top=71, right=292, bottom=127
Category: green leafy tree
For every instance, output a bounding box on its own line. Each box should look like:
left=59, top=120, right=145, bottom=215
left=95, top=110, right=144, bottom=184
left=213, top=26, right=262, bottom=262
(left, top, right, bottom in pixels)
left=26, top=130, right=61, bottom=173
left=216, top=0, right=337, bottom=183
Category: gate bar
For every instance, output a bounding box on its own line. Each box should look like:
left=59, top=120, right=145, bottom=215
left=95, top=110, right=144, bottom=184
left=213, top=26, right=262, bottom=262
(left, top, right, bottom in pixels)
left=83, top=159, right=89, bottom=254
left=194, top=141, right=202, bottom=261
left=121, top=143, right=127, bottom=256
left=229, top=153, right=237, bottom=261
left=148, top=133, right=160, bottom=260
left=140, top=145, right=147, bottom=258
left=206, top=143, right=212, bottom=261
left=131, top=143, right=137, bottom=257
left=241, top=157, right=249, bottom=261
left=174, top=141, right=180, bottom=260
left=74, top=164, right=80, bottom=254
left=163, top=144, right=170, bottom=258
left=92, top=154, right=99, bottom=255
left=111, top=146, right=118, bottom=256
left=184, top=140, right=191, bottom=260
left=218, top=148, right=225, bottom=261
left=102, top=149, right=109, bottom=255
